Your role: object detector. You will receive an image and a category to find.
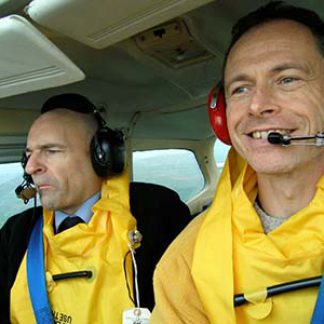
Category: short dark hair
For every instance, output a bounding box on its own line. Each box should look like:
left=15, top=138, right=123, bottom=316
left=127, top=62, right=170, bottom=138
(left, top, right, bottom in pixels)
left=223, top=1, right=324, bottom=80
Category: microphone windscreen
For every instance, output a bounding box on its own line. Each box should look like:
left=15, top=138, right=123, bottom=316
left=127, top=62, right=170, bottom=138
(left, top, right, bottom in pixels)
left=16, top=186, right=37, bottom=201
left=268, top=132, right=284, bottom=145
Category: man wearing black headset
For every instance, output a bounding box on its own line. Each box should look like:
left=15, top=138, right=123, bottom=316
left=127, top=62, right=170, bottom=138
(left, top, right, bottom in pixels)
left=151, top=2, right=324, bottom=323
left=0, top=94, right=191, bottom=323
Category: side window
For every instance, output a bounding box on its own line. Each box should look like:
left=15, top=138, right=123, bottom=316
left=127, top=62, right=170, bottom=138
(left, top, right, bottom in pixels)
left=0, top=163, right=34, bottom=228
left=213, top=140, right=231, bottom=173
left=133, top=149, right=204, bottom=202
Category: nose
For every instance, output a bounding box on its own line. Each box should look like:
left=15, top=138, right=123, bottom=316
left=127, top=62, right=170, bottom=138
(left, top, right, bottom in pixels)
left=249, top=85, right=280, bottom=117
left=25, top=152, right=46, bottom=177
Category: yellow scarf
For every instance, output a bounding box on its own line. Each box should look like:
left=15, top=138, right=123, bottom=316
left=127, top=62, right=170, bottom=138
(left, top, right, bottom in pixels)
left=192, top=149, right=324, bottom=323
left=11, top=170, right=137, bottom=323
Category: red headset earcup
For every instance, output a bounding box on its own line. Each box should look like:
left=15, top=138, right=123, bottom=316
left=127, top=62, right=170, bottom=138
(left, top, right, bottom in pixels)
left=208, top=87, right=231, bottom=145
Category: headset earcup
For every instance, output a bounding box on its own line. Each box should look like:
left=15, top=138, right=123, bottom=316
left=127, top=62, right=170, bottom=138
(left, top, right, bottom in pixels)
left=90, top=127, right=125, bottom=177
left=208, top=87, right=231, bottom=145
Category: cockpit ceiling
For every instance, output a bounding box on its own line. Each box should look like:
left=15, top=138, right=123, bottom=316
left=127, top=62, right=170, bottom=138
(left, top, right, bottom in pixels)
left=0, top=0, right=322, bottom=141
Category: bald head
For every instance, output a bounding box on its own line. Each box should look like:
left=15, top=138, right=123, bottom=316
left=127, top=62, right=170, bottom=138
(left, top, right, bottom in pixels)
left=33, top=108, right=98, bottom=147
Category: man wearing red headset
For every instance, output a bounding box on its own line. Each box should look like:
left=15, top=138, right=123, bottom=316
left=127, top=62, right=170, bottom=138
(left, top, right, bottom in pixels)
left=151, top=1, right=324, bottom=323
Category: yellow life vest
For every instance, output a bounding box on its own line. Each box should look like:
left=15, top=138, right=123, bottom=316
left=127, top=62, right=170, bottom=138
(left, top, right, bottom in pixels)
left=192, top=149, right=324, bottom=323
left=10, top=170, right=137, bottom=324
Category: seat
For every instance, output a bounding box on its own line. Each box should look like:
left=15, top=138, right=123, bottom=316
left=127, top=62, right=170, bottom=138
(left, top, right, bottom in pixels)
left=130, top=181, right=192, bottom=310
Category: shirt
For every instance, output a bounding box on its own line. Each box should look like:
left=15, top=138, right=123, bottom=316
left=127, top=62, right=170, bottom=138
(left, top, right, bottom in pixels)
left=54, top=192, right=101, bottom=232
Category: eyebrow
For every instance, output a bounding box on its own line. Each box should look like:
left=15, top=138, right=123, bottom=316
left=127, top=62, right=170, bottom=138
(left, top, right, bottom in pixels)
left=225, top=73, right=251, bottom=90
left=26, top=143, right=67, bottom=153
left=271, top=62, right=310, bottom=74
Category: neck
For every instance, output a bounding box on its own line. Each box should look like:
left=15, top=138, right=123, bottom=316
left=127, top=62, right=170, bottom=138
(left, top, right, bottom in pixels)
left=257, top=168, right=322, bottom=218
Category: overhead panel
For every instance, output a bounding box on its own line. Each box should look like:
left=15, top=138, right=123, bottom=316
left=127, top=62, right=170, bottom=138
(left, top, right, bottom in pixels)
left=0, top=15, right=85, bottom=99
left=26, top=0, right=214, bottom=49
left=134, top=19, right=214, bottom=69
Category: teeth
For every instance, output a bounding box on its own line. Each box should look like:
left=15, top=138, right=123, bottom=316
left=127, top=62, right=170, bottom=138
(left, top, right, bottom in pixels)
left=251, top=129, right=289, bottom=139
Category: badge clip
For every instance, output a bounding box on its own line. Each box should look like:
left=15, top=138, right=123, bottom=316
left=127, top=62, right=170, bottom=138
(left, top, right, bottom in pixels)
left=122, top=307, right=151, bottom=324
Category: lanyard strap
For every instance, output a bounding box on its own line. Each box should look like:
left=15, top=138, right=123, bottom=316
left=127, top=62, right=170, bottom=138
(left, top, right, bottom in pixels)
left=27, top=216, right=53, bottom=323
left=311, top=274, right=324, bottom=323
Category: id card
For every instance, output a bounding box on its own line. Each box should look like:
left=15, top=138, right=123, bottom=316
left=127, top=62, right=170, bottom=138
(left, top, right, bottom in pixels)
left=122, top=308, right=151, bottom=324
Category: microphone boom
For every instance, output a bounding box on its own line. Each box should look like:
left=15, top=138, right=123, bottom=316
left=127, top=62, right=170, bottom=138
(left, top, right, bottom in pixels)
left=268, top=132, right=324, bottom=147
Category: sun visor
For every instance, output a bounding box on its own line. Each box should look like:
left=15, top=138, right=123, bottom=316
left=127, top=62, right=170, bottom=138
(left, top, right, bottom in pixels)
left=26, top=0, right=214, bottom=49
left=0, top=0, right=29, bottom=16
left=0, top=15, right=85, bottom=99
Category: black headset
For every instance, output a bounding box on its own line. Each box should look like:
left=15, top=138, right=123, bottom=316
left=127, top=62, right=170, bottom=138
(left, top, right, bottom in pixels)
left=89, top=109, right=125, bottom=177
left=24, top=93, right=125, bottom=179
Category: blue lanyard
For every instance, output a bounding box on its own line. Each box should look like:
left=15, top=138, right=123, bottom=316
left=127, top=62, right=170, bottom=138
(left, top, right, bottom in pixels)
left=311, top=274, right=324, bottom=323
left=27, top=216, right=54, bottom=323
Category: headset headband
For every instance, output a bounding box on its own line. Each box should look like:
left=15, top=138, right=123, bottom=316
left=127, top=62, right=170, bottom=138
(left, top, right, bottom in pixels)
left=41, top=93, right=97, bottom=114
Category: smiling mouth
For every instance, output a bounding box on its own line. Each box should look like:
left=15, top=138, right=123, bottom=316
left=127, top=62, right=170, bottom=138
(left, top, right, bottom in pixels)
left=249, top=129, right=292, bottom=139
